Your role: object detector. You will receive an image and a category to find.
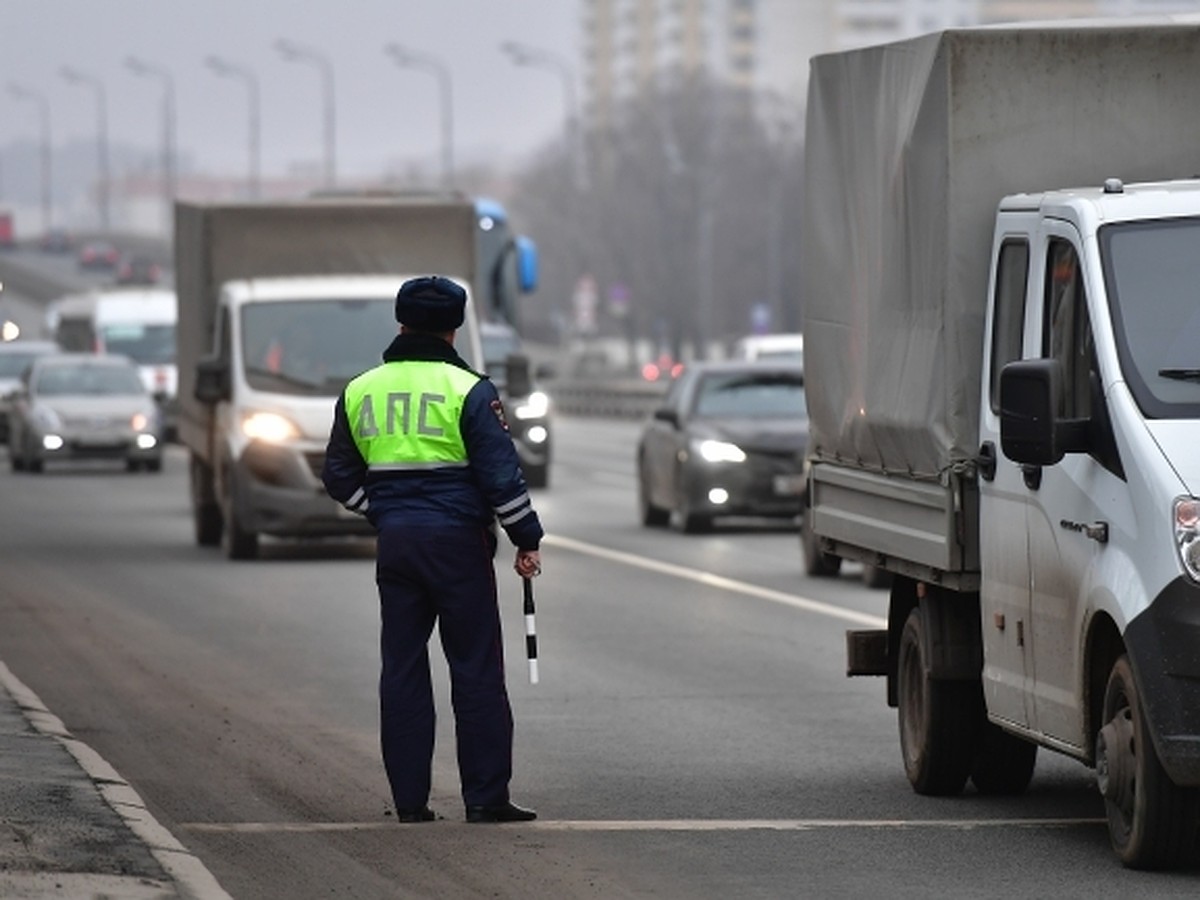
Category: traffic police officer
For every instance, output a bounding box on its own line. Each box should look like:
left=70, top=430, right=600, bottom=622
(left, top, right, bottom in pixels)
left=322, top=275, right=543, bottom=824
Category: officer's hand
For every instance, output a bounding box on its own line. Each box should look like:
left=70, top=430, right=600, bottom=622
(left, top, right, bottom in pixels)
left=515, top=549, right=541, bottom=578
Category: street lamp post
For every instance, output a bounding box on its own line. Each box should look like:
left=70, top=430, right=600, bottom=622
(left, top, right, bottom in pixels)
left=384, top=44, right=454, bottom=190
left=275, top=39, right=336, bottom=189
left=501, top=41, right=587, bottom=192
left=7, top=83, right=53, bottom=234
left=126, top=56, right=176, bottom=234
left=60, top=67, right=111, bottom=231
left=205, top=56, right=261, bottom=199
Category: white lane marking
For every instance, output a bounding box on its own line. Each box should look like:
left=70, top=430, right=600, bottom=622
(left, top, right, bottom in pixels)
left=0, top=661, right=234, bottom=900
left=179, top=817, right=1104, bottom=834
left=543, top=533, right=887, bottom=628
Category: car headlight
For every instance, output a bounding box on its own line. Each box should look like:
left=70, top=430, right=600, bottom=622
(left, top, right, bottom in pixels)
left=514, top=390, right=550, bottom=420
left=694, top=438, right=746, bottom=464
left=242, top=410, right=301, bottom=443
left=1174, top=497, right=1200, bottom=582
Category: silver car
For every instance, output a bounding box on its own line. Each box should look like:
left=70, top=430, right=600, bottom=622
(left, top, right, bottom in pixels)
left=8, top=353, right=163, bottom=473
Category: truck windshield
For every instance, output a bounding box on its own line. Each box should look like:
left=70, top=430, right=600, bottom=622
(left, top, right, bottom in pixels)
left=1102, top=217, right=1200, bottom=418
left=241, top=298, right=396, bottom=396
left=100, top=324, right=176, bottom=366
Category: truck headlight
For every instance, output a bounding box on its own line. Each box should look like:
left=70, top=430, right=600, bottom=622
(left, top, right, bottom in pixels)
left=1174, top=497, right=1200, bottom=582
left=514, top=390, right=549, bottom=420
left=242, top=410, right=301, bottom=443
left=695, top=438, right=746, bottom=464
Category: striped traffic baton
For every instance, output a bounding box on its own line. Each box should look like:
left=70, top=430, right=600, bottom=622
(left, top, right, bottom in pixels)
left=523, top=577, right=539, bottom=684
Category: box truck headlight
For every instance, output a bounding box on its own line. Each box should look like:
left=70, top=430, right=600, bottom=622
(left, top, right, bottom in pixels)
left=695, top=439, right=746, bottom=464
left=242, top=410, right=301, bottom=443
left=514, top=390, right=550, bottom=420
left=1174, top=497, right=1200, bottom=581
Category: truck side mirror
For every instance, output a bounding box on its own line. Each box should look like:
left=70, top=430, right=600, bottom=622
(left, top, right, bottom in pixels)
left=194, top=355, right=231, bottom=404
left=999, top=358, right=1087, bottom=466
left=505, top=353, right=533, bottom=398
left=515, top=236, right=538, bottom=294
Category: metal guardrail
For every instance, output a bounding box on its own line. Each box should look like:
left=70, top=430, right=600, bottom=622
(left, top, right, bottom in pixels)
left=546, top=377, right=667, bottom=419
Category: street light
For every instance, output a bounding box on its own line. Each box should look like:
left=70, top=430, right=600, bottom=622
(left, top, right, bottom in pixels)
left=60, top=66, right=111, bottom=231
left=205, top=55, right=261, bottom=199
left=275, top=39, right=336, bottom=188
left=501, top=41, right=587, bottom=192
left=7, top=83, right=53, bottom=233
left=126, top=56, right=176, bottom=234
left=384, top=44, right=454, bottom=189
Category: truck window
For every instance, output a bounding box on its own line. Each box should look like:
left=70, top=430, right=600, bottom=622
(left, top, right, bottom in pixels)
left=1042, top=239, right=1094, bottom=419
left=989, top=239, right=1029, bottom=413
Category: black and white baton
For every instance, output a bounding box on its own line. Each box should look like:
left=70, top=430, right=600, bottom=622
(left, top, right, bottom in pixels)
left=523, top=576, right=539, bottom=684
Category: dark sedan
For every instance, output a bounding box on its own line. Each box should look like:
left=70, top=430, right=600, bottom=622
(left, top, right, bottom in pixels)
left=636, top=361, right=807, bottom=533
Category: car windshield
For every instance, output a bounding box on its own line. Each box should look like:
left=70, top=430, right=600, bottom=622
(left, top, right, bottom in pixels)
left=35, top=363, right=144, bottom=396
left=1102, top=217, right=1200, bottom=417
left=692, top=371, right=807, bottom=419
left=0, top=351, right=48, bottom=378
left=241, top=298, right=397, bottom=396
left=101, top=324, right=176, bottom=365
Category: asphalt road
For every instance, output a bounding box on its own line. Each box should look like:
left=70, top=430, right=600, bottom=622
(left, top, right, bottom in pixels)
left=1, top=413, right=1198, bottom=898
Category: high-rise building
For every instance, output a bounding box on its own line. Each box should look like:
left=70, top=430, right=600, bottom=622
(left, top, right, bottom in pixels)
left=582, top=0, right=1200, bottom=132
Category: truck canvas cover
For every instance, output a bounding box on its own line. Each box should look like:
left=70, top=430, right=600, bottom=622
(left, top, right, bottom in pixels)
left=174, top=196, right=477, bottom=435
left=801, top=19, right=1200, bottom=482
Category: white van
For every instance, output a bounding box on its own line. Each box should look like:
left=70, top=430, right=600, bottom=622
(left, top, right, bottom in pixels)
left=730, top=333, right=804, bottom=366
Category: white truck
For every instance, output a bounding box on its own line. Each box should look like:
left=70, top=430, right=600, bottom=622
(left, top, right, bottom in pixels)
left=801, top=21, right=1200, bottom=868
left=175, top=194, right=538, bottom=560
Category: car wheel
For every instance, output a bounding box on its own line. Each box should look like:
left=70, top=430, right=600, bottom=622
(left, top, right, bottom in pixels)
left=26, top=437, right=43, bottom=474
left=9, top=440, right=24, bottom=472
left=126, top=459, right=142, bottom=473
left=638, top=457, right=670, bottom=527
left=801, top=512, right=841, bottom=576
left=1098, top=654, right=1199, bottom=868
left=970, top=721, right=1037, bottom=795
left=145, top=458, right=163, bottom=473
left=897, top=607, right=978, bottom=796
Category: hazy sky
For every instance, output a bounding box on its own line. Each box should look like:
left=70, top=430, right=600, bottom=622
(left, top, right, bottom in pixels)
left=2, top=1, right=580, bottom=181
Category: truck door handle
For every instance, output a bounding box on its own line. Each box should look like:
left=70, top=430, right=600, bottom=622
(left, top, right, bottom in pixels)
left=978, top=441, right=997, bottom=481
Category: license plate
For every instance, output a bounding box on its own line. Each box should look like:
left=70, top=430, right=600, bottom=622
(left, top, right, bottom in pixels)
left=773, top=474, right=806, bottom=496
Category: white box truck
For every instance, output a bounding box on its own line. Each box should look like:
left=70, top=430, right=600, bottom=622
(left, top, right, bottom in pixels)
left=801, top=21, right=1200, bottom=867
left=175, top=194, right=538, bottom=560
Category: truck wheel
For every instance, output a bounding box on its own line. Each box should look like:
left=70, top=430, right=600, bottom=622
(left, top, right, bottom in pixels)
left=638, top=461, right=669, bottom=527
left=862, top=564, right=893, bottom=590
left=971, top=722, right=1037, bottom=795
left=189, top=456, right=222, bottom=547
left=220, top=474, right=259, bottom=561
left=897, top=607, right=978, bottom=795
left=1097, top=654, right=1199, bottom=868
left=801, top=513, right=841, bottom=576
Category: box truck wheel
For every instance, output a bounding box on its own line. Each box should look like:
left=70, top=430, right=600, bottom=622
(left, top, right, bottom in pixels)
left=220, top=473, right=259, bottom=561
left=970, top=721, right=1036, bottom=795
left=189, top=455, right=221, bottom=546
left=801, top=512, right=841, bottom=576
left=897, top=607, right=977, bottom=795
left=1097, top=655, right=1199, bottom=869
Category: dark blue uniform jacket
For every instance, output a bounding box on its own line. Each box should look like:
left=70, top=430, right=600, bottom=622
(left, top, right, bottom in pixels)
left=322, top=333, right=543, bottom=551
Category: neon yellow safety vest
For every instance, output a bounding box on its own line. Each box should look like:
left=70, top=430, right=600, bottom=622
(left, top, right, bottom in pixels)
left=343, top=360, right=482, bottom=471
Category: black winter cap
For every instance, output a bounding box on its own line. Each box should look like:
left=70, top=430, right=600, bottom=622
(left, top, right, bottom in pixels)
left=394, top=275, right=467, bottom=332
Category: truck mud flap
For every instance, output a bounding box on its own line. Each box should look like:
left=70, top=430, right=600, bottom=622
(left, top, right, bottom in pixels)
left=847, top=629, right=888, bottom=676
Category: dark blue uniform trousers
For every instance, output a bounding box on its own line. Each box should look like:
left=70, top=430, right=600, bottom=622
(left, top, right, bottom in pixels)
left=375, top=523, right=514, bottom=811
